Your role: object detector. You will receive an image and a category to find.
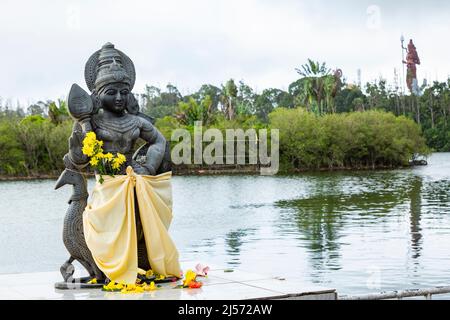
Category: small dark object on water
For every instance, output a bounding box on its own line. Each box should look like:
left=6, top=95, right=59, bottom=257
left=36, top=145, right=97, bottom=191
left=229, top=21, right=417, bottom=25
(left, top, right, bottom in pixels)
left=410, top=159, right=427, bottom=166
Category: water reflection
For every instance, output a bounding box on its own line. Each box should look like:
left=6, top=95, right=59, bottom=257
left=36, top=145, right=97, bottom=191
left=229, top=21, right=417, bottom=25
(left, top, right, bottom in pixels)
left=409, top=177, right=422, bottom=260
left=224, top=228, right=256, bottom=266
left=277, top=195, right=343, bottom=271
left=275, top=173, right=427, bottom=274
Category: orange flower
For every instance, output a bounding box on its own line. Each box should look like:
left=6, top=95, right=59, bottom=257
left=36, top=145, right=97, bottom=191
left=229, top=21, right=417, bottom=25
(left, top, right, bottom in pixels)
left=188, top=281, right=203, bottom=289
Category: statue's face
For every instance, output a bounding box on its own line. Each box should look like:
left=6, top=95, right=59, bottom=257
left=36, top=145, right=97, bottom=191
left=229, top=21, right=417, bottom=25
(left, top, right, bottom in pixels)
left=99, top=82, right=130, bottom=114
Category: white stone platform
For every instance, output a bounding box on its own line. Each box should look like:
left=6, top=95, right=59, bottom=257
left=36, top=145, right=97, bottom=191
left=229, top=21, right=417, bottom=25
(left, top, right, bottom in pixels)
left=0, top=261, right=336, bottom=300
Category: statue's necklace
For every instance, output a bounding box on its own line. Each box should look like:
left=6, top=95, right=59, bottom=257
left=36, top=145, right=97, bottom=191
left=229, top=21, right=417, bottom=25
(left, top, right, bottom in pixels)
left=92, top=114, right=139, bottom=133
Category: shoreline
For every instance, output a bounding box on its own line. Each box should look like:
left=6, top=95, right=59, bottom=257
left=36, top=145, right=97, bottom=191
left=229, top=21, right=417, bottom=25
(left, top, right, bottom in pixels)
left=0, top=163, right=425, bottom=181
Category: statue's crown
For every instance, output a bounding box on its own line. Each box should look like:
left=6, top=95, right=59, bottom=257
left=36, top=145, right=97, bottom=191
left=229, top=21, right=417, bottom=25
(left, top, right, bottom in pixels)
left=94, top=43, right=131, bottom=91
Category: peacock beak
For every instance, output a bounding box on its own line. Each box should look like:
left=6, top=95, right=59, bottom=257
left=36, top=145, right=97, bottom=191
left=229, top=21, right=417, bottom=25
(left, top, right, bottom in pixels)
left=54, top=170, right=69, bottom=190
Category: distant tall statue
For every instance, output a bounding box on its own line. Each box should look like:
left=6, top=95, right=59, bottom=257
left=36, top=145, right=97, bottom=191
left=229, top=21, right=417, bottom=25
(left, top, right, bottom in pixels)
left=403, top=39, right=421, bottom=95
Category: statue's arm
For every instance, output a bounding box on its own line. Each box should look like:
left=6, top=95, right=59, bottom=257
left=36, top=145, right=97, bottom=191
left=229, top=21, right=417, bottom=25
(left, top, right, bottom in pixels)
left=139, top=118, right=166, bottom=175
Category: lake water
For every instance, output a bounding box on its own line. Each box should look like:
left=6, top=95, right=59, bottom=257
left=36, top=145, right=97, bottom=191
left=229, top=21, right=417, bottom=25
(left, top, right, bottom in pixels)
left=0, top=153, right=449, bottom=296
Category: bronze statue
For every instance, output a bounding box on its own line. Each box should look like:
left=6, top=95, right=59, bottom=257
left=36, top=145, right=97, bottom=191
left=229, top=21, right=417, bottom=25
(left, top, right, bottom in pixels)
left=55, top=43, right=171, bottom=289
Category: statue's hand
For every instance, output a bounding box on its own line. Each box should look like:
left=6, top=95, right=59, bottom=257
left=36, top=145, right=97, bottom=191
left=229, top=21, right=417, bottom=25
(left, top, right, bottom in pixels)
left=131, top=161, right=155, bottom=175
left=68, top=122, right=89, bottom=167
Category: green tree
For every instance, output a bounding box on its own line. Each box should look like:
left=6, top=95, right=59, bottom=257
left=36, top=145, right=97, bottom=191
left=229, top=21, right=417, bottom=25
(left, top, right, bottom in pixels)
left=176, top=96, right=213, bottom=126
left=0, top=118, right=25, bottom=175
left=193, top=84, right=222, bottom=112
left=16, top=115, right=48, bottom=174
left=141, top=84, right=182, bottom=119
left=294, top=59, right=341, bottom=114
left=254, top=88, right=293, bottom=123
left=221, top=79, right=238, bottom=120
left=335, top=86, right=366, bottom=112
left=47, top=99, right=69, bottom=124
left=269, top=108, right=429, bottom=171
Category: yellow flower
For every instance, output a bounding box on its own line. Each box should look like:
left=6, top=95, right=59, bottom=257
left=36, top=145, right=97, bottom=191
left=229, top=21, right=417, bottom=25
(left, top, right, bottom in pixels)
left=85, top=132, right=97, bottom=140
left=183, top=270, right=197, bottom=287
left=90, top=157, right=99, bottom=166
left=82, top=145, right=95, bottom=157
left=82, top=135, right=96, bottom=147
left=103, top=281, right=124, bottom=291
left=82, top=132, right=106, bottom=158
left=111, top=161, right=121, bottom=170
left=135, top=286, right=144, bottom=293
left=142, top=281, right=156, bottom=291
left=111, top=153, right=125, bottom=169
left=155, top=274, right=165, bottom=281
left=120, top=283, right=140, bottom=294
left=103, top=153, right=114, bottom=161
left=116, top=153, right=126, bottom=165
left=87, top=278, right=97, bottom=284
left=83, top=133, right=97, bottom=145
left=146, top=269, right=154, bottom=278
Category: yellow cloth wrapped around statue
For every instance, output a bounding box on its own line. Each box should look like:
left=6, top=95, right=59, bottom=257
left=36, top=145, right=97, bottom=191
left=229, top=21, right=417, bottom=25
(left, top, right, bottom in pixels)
left=83, top=166, right=181, bottom=284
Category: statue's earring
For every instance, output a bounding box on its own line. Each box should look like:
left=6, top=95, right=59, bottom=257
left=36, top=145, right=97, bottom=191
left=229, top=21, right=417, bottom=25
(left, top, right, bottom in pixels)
left=126, top=94, right=139, bottom=115
left=91, top=93, right=102, bottom=114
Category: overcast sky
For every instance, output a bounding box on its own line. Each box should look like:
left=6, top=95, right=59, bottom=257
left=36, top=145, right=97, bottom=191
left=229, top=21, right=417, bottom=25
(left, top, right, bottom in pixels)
left=1, top=0, right=449, bottom=106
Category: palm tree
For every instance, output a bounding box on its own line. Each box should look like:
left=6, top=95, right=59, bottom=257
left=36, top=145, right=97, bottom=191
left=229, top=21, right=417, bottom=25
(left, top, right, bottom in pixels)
left=295, top=59, right=341, bottom=115
left=220, top=79, right=238, bottom=120
left=221, top=79, right=238, bottom=120
left=296, top=59, right=330, bottom=78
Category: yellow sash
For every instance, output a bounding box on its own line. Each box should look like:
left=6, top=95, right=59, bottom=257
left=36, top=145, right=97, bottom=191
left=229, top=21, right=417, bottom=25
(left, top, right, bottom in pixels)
left=83, top=166, right=181, bottom=284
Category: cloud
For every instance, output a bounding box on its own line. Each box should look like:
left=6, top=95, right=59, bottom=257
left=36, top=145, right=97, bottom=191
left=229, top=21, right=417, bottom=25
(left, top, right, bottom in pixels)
left=0, top=0, right=448, bottom=105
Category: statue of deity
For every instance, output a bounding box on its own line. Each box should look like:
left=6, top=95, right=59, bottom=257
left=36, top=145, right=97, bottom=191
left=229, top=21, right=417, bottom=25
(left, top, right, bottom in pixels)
left=55, top=43, right=177, bottom=289
left=403, top=39, right=421, bottom=95
left=68, top=42, right=171, bottom=175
